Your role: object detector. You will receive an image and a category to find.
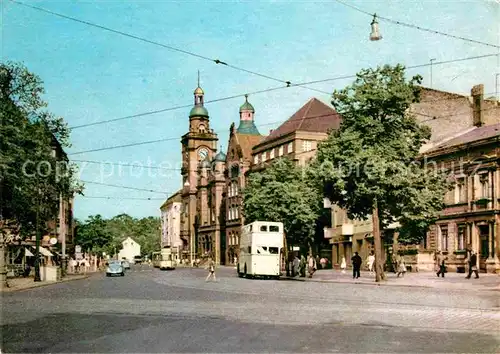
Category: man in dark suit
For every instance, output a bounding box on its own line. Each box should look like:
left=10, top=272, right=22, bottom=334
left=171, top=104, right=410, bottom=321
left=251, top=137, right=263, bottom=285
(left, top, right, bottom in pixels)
left=466, top=251, right=479, bottom=279
left=351, top=252, right=362, bottom=279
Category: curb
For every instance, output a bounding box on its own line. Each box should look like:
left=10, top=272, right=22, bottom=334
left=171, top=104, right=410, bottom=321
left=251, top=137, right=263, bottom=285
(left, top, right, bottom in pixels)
left=1, top=274, right=91, bottom=293
left=295, top=277, right=500, bottom=292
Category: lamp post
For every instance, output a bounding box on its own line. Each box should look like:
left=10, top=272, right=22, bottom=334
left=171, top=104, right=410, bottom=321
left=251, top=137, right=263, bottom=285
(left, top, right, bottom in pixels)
left=34, top=187, right=41, bottom=282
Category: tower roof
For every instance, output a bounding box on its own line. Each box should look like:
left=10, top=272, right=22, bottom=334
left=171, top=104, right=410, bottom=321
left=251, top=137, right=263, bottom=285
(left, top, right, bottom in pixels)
left=189, top=105, right=209, bottom=118
left=214, top=150, right=226, bottom=162
left=237, top=120, right=260, bottom=135
left=239, top=95, right=255, bottom=113
left=194, top=86, right=204, bottom=95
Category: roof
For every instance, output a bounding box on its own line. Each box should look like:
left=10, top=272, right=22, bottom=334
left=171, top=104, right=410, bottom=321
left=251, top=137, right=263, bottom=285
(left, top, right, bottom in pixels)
left=239, top=96, right=255, bottom=113
left=236, top=120, right=260, bottom=135
left=258, top=98, right=341, bottom=145
left=189, top=105, right=209, bottom=118
left=426, top=123, right=500, bottom=153
left=160, top=190, right=182, bottom=209
left=234, top=133, right=263, bottom=160
left=214, top=151, right=227, bottom=162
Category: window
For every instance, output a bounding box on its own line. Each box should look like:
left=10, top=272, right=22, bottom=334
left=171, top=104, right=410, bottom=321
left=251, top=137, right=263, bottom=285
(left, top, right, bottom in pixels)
left=287, top=142, right=293, bottom=153
left=456, top=177, right=466, bottom=203
left=278, top=146, right=283, bottom=156
left=269, top=247, right=279, bottom=254
left=269, top=225, right=279, bottom=232
left=198, top=124, right=206, bottom=133
left=479, top=173, right=489, bottom=198
left=456, top=224, right=465, bottom=251
left=260, top=225, right=268, bottom=232
left=253, top=155, right=258, bottom=164
left=261, top=152, right=267, bottom=162
left=235, top=207, right=239, bottom=219
left=302, top=140, right=312, bottom=152
left=234, top=184, right=238, bottom=196
left=270, top=149, right=275, bottom=159
left=440, top=225, right=448, bottom=251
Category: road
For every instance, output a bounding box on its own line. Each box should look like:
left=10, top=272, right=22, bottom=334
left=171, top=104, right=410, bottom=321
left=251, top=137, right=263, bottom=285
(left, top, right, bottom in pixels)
left=1, top=265, right=499, bottom=353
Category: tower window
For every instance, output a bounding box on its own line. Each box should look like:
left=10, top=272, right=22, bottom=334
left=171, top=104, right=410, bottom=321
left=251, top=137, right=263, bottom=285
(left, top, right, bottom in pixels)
left=253, top=155, right=258, bottom=164
left=261, top=152, right=267, bottom=162
left=302, top=140, right=312, bottom=152
left=198, top=124, right=206, bottom=133
left=270, top=149, right=275, bottom=159
left=278, top=146, right=283, bottom=156
left=288, top=142, right=293, bottom=153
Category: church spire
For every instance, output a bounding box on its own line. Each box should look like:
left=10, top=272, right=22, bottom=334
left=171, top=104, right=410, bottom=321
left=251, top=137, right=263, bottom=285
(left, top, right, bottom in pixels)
left=194, top=70, right=204, bottom=106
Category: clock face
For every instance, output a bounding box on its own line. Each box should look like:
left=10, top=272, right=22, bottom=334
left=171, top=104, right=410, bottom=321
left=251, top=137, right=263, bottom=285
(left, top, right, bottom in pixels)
left=198, top=148, right=208, bottom=160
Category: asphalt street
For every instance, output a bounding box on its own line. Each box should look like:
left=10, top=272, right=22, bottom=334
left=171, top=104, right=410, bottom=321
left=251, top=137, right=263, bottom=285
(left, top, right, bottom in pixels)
left=1, top=264, right=499, bottom=353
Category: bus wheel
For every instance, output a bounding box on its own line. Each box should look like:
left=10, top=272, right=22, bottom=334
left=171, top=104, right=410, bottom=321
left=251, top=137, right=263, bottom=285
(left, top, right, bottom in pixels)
left=237, top=264, right=243, bottom=277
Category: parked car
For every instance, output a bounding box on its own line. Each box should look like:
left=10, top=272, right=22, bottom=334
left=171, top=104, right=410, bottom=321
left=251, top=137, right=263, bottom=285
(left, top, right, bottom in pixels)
left=106, top=260, right=124, bottom=277
left=121, top=260, right=130, bottom=269
left=133, top=255, right=143, bottom=265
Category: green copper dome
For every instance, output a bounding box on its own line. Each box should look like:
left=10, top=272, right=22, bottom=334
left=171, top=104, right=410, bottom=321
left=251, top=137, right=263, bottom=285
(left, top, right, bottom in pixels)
left=237, top=120, right=260, bottom=135
left=214, top=151, right=226, bottom=162
left=189, top=105, right=209, bottom=118
left=239, top=95, right=255, bottom=113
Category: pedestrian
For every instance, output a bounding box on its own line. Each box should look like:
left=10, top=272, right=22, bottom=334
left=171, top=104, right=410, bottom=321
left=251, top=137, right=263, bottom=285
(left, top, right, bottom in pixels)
left=366, top=252, right=375, bottom=274
left=299, top=255, right=306, bottom=277
left=435, top=251, right=447, bottom=278
left=340, top=256, right=347, bottom=274
left=351, top=252, right=362, bottom=279
left=293, top=256, right=300, bottom=277
left=465, top=251, right=479, bottom=279
left=307, top=254, right=317, bottom=278
left=205, top=257, right=216, bottom=282
left=396, top=254, right=406, bottom=278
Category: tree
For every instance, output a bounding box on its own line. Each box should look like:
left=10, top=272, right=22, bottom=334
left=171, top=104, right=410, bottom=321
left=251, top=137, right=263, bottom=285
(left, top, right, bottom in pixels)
left=0, top=62, right=82, bottom=287
left=243, top=158, right=322, bottom=261
left=74, top=215, right=112, bottom=255
left=312, top=64, right=452, bottom=282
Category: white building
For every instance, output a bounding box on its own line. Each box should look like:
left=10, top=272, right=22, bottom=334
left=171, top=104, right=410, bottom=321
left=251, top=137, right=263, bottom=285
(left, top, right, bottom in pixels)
left=160, top=192, right=184, bottom=250
left=117, top=237, right=141, bottom=261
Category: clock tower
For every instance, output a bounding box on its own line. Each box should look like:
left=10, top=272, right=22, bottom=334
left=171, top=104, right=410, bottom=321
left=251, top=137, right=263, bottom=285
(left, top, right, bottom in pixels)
left=180, top=76, right=218, bottom=264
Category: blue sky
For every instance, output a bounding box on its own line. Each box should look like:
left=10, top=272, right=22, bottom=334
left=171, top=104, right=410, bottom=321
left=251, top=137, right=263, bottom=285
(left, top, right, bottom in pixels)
left=3, top=0, right=499, bottom=221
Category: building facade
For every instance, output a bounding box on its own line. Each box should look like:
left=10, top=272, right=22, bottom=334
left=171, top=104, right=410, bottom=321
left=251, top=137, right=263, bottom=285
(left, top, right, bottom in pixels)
left=160, top=192, right=183, bottom=251
left=118, top=237, right=141, bottom=262
left=324, top=84, right=500, bottom=272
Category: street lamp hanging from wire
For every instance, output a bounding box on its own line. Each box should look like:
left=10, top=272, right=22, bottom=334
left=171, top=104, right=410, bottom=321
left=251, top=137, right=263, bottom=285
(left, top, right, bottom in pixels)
left=370, top=14, right=382, bottom=41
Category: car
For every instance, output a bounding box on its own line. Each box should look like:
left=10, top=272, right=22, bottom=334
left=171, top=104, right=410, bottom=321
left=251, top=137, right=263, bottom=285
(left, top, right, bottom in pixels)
left=106, top=260, right=124, bottom=277
left=133, top=255, right=143, bottom=265
left=121, top=260, right=130, bottom=269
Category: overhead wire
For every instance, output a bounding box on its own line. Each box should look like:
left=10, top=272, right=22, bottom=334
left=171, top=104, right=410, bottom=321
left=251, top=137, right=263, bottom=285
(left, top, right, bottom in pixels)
left=333, top=0, right=500, bottom=49
left=68, top=53, right=499, bottom=130
left=80, top=180, right=169, bottom=194
left=8, top=0, right=327, bottom=96
left=80, top=195, right=165, bottom=201
left=72, top=159, right=181, bottom=170
left=68, top=102, right=499, bottom=156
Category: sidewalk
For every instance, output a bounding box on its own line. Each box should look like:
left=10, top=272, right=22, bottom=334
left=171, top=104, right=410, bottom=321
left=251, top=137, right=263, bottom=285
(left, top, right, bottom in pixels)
left=286, top=269, right=500, bottom=291
left=1, top=272, right=96, bottom=293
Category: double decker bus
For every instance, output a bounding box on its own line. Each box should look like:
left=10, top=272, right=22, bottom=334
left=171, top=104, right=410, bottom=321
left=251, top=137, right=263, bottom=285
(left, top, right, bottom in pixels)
left=237, top=221, right=283, bottom=279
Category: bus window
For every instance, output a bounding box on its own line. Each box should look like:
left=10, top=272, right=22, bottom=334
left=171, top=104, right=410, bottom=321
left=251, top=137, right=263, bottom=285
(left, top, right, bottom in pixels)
left=269, top=247, right=279, bottom=254
left=262, top=246, right=268, bottom=251
left=260, top=225, right=267, bottom=232
left=247, top=246, right=251, bottom=253
left=269, top=225, right=279, bottom=232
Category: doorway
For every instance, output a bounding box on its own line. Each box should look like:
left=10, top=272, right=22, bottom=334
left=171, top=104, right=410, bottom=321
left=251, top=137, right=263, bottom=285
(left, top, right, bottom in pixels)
left=478, top=224, right=489, bottom=272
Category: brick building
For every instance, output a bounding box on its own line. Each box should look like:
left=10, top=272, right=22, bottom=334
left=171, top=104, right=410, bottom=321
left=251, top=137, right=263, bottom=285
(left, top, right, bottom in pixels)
left=325, top=84, right=500, bottom=272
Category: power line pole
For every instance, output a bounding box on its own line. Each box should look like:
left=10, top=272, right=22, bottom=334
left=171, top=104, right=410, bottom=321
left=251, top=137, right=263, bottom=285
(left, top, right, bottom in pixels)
left=430, top=58, right=436, bottom=88
left=34, top=186, right=41, bottom=282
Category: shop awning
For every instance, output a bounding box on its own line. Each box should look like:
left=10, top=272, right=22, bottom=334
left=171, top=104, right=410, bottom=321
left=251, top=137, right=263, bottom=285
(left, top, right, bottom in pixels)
left=39, top=247, right=53, bottom=257
left=25, top=248, right=34, bottom=257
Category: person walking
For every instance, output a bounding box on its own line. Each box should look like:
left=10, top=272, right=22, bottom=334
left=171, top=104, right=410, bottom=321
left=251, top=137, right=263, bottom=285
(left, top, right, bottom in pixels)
left=340, top=256, right=347, bottom=274
left=465, top=251, right=479, bottom=279
left=307, top=254, right=317, bottom=278
left=205, top=258, right=216, bottom=282
left=366, top=252, right=375, bottom=274
left=435, top=251, right=447, bottom=278
left=396, top=254, right=407, bottom=278
left=351, top=252, right=362, bottom=279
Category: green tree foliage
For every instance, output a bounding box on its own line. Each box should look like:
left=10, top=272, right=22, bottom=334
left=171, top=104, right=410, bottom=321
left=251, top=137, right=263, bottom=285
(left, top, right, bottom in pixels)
left=0, top=61, right=81, bottom=237
left=243, top=158, right=322, bottom=253
left=74, top=214, right=161, bottom=257
left=312, top=64, right=452, bottom=281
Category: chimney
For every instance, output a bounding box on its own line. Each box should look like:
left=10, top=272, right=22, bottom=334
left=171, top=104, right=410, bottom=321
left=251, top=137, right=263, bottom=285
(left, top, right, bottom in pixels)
left=471, top=84, right=484, bottom=127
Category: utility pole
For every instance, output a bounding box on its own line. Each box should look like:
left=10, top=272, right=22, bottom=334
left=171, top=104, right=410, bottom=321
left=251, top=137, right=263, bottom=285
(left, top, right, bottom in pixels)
left=34, top=187, right=41, bottom=282
left=430, top=58, right=436, bottom=88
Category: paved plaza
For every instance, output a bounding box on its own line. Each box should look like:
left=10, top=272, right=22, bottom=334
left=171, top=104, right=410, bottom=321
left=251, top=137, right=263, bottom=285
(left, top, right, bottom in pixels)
left=1, top=265, right=499, bottom=353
